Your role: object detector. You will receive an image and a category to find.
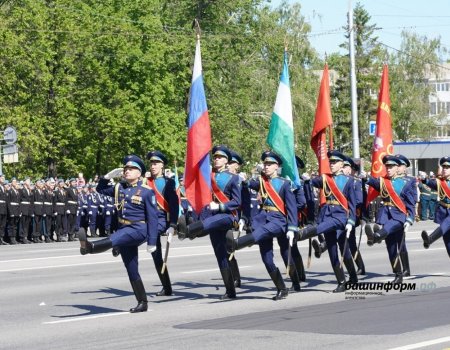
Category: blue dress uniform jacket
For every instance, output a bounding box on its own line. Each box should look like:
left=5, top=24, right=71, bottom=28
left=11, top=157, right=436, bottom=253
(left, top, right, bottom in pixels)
left=96, top=178, right=159, bottom=246
left=147, top=176, right=179, bottom=232
left=311, top=174, right=356, bottom=231
left=367, top=176, right=416, bottom=226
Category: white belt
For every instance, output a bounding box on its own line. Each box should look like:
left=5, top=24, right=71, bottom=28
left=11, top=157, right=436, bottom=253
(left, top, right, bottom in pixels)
left=44, top=202, right=52, bottom=205
left=56, top=203, right=65, bottom=206
left=22, top=201, right=30, bottom=204
left=0, top=200, right=5, bottom=203
left=10, top=203, right=19, bottom=205
left=68, top=201, right=77, bottom=204
left=34, top=201, right=43, bottom=205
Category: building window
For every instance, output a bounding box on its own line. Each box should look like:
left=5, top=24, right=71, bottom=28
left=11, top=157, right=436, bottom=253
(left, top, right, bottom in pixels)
left=437, top=83, right=441, bottom=91
left=447, top=102, right=450, bottom=115
left=430, top=102, right=436, bottom=115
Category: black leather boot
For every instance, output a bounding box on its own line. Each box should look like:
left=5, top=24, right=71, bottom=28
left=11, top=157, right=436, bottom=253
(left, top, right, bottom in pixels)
left=288, top=264, right=301, bottom=292
left=186, top=221, right=205, bottom=240
left=229, top=257, right=241, bottom=288
left=422, top=227, right=443, bottom=249
left=155, top=266, right=173, bottom=296
left=312, top=238, right=327, bottom=258
left=400, top=251, right=411, bottom=277
left=177, top=215, right=188, bottom=240
left=130, top=279, right=148, bottom=313
left=365, top=224, right=375, bottom=246
left=332, top=265, right=346, bottom=293
left=112, top=246, right=121, bottom=257
left=0, top=237, right=8, bottom=245
left=355, top=253, right=366, bottom=275
left=79, top=228, right=112, bottom=255
left=269, top=268, right=288, bottom=300
left=226, top=231, right=255, bottom=254
left=9, top=237, right=17, bottom=245
left=219, top=267, right=236, bottom=300
left=392, top=259, right=403, bottom=284
left=293, top=253, right=306, bottom=282
left=343, top=258, right=358, bottom=283
left=298, top=225, right=318, bottom=241
left=373, top=229, right=388, bottom=244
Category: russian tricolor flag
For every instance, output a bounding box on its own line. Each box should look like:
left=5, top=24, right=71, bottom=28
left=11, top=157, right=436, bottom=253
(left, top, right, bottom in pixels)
left=184, top=38, right=212, bottom=214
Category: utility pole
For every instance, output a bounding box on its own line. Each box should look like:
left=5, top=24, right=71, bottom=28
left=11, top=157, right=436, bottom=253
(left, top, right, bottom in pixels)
left=348, top=0, right=360, bottom=159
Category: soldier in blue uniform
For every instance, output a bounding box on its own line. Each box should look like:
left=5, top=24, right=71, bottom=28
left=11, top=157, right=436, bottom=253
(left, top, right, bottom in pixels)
left=227, top=151, right=298, bottom=300
left=420, top=156, right=450, bottom=257
left=78, top=155, right=159, bottom=313
left=287, top=156, right=309, bottom=286
left=145, top=150, right=180, bottom=296
left=104, top=193, right=115, bottom=236
left=178, top=145, right=241, bottom=300
left=363, top=155, right=416, bottom=284
left=297, top=150, right=357, bottom=292
left=342, top=156, right=366, bottom=275
left=87, top=185, right=99, bottom=237
left=54, top=179, right=67, bottom=242
left=227, top=150, right=247, bottom=288
left=394, top=153, right=417, bottom=276
left=7, top=178, right=21, bottom=244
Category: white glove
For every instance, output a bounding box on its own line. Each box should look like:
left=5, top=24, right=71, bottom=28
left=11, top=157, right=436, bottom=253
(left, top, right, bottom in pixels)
left=106, top=211, right=111, bottom=215
left=238, top=219, right=245, bottom=233
left=286, top=230, right=295, bottom=247
left=31, top=214, right=35, bottom=217
left=301, top=172, right=310, bottom=181
left=19, top=213, right=22, bottom=217
left=147, top=245, right=157, bottom=253
left=54, top=212, right=58, bottom=216
left=187, top=205, right=193, bottom=212
left=359, top=171, right=367, bottom=179
left=209, top=201, right=219, bottom=211
left=144, top=171, right=151, bottom=178
left=418, top=171, right=426, bottom=180
left=404, top=222, right=411, bottom=233
left=43, top=214, right=46, bottom=217
left=104, top=167, right=123, bottom=180
left=345, top=224, right=353, bottom=238
left=66, top=210, right=70, bottom=214
left=88, top=211, right=92, bottom=215
left=166, top=227, right=175, bottom=244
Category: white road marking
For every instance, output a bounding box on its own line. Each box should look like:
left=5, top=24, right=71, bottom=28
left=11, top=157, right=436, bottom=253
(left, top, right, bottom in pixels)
left=0, top=248, right=261, bottom=272
left=182, top=265, right=253, bottom=274
left=387, top=336, right=450, bottom=350
left=43, top=311, right=131, bottom=324
left=410, top=247, right=446, bottom=252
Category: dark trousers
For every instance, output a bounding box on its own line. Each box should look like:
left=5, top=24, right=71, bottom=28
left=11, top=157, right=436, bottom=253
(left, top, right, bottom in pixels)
left=55, top=213, right=67, bottom=236
left=8, top=216, right=19, bottom=238
left=324, top=230, right=352, bottom=267
left=34, top=215, right=43, bottom=237
left=20, top=215, right=32, bottom=239
left=0, top=214, right=7, bottom=239
left=67, top=213, right=77, bottom=234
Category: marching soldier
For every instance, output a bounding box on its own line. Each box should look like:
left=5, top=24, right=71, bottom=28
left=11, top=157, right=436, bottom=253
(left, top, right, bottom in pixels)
left=342, top=156, right=366, bottom=275
left=78, top=155, right=159, bottom=313
left=145, top=150, right=180, bottom=296
left=420, top=157, right=450, bottom=257
left=227, top=151, right=298, bottom=300
left=297, top=150, right=357, bottom=292
left=395, top=154, right=416, bottom=276
left=7, top=178, right=21, bottom=244
left=227, top=150, right=246, bottom=288
left=19, top=178, right=33, bottom=244
left=178, top=145, right=241, bottom=300
left=0, top=174, right=9, bottom=245
left=364, top=155, right=416, bottom=284
left=54, top=179, right=68, bottom=241
left=104, top=193, right=115, bottom=236
left=66, top=178, right=79, bottom=241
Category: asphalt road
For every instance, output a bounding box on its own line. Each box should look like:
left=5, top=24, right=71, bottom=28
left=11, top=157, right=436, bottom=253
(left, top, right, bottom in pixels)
left=1, top=220, right=449, bottom=350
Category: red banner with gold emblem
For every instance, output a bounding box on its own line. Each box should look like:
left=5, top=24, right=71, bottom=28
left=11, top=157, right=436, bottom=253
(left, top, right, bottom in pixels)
left=366, top=65, right=394, bottom=206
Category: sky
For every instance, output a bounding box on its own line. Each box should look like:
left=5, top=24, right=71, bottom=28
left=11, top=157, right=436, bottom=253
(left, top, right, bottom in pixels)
left=270, top=0, right=450, bottom=60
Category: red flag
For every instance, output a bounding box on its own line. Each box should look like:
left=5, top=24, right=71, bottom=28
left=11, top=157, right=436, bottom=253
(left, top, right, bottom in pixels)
left=366, top=64, right=394, bottom=205
left=311, top=64, right=333, bottom=176
left=185, top=38, right=212, bottom=214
